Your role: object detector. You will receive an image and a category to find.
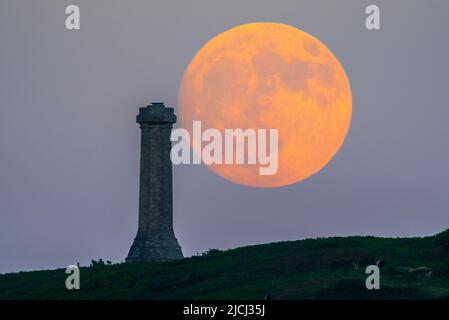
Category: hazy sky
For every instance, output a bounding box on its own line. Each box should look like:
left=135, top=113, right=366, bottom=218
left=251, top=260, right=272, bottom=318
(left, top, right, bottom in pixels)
left=1, top=0, right=449, bottom=273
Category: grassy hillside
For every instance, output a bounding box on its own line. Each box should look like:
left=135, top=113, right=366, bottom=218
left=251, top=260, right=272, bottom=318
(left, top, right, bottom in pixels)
left=1, top=230, right=449, bottom=300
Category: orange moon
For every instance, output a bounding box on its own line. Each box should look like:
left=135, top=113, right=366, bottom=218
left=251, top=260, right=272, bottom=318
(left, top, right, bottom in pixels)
left=178, top=22, right=352, bottom=188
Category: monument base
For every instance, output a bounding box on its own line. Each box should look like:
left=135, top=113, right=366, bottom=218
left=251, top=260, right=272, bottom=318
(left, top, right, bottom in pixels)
left=126, top=236, right=184, bottom=262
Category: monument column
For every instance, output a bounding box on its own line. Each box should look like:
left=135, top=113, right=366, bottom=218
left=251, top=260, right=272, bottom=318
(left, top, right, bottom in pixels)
left=126, top=102, right=183, bottom=262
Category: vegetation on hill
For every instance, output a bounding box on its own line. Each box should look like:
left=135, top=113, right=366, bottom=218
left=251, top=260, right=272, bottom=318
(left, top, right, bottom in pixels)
left=1, top=230, right=448, bottom=300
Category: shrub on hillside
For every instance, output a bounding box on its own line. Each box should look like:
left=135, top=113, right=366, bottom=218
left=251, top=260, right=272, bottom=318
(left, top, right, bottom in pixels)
left=435, top=229, right=449, bottom=254
left=201, top=248, right=222, bottom=257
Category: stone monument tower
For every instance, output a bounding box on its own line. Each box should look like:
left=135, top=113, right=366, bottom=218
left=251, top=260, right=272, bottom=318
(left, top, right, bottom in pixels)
left=126, top=102, right=183, bottom=262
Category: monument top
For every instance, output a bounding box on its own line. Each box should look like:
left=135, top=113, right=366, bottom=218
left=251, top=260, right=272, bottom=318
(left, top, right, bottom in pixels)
left=148, top=102, right=165, bottom=107
left=137, top=102, right=177, bottom=124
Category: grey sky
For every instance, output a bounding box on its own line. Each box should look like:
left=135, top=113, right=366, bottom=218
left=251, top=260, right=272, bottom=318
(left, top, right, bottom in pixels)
left=1, top=0, right=448, bottom=273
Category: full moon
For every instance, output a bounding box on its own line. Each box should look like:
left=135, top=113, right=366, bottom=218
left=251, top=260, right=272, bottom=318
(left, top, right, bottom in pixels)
left=178, top=22, right=352, bottom=188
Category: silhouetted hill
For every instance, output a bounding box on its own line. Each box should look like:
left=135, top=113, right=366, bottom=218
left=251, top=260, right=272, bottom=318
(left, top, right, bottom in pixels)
left=1, top=230, right=448, bottom=300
